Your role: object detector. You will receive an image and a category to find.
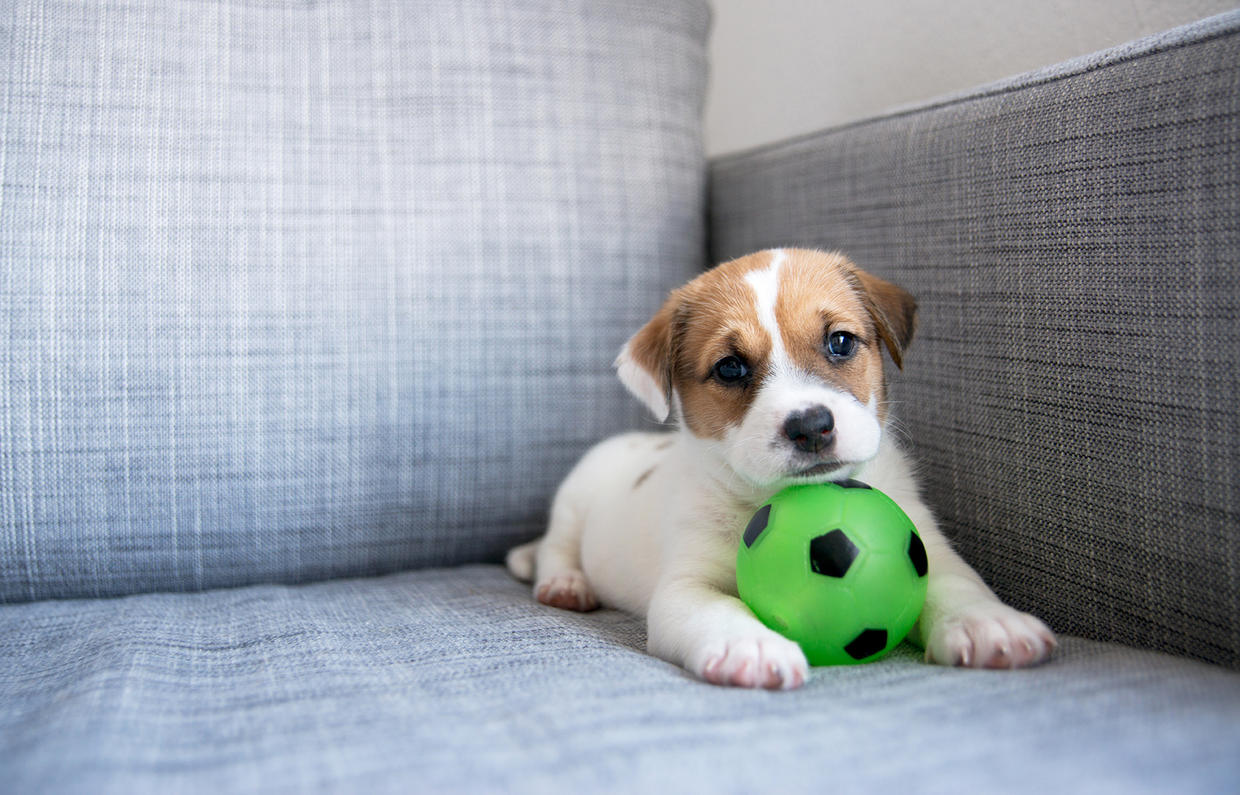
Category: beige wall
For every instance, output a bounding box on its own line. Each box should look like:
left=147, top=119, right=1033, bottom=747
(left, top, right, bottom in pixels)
left=706, top=0, right=1237, bottom=156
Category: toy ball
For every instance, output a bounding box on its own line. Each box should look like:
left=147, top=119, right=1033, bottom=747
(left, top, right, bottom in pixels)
left=736, top=480, right=928, bottom=665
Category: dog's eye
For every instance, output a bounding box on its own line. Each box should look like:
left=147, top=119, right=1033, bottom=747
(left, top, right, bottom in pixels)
left=826, top=331, right=857, bottom=359
left=712, top=356, right=751, bottom=384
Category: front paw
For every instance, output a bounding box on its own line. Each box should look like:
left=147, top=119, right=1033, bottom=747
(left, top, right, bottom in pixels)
left=924, top=601, right=1057, bottom=669
left=690, top=632, right=809, bottom=690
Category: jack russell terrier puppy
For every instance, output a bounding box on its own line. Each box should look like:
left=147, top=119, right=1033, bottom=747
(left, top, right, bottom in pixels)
left=507, top=249, right=1056, bottom=689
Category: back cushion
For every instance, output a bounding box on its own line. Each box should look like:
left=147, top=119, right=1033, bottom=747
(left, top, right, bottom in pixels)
left=0, top=1, right=709, bottom=601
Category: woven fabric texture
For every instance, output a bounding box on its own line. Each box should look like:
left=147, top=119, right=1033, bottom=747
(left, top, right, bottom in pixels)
left=1, top=564, right=1238, bottom=794
left=0, top=0, right=709, bottom=601
left=710, top=12, right=1240, bottom=668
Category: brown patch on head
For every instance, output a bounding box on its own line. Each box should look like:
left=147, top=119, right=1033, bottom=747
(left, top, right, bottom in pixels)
left=668, top=252, right=777, bottom=439
left=773, top=250, right=917, bottom=420
left=774, top=251, right=880, bottom=404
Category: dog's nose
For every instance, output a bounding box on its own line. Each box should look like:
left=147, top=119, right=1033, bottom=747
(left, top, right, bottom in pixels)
left=783, top=406, right=835, bottom=453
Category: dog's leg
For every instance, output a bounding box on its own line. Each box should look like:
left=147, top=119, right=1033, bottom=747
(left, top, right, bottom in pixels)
left=647, top=574, right=809, bottom=690
left=903, top=502, right=1057, bottom=668
left=529, top=488, right=599, bottom=612
left=866, top=444, right=1056, bottom=669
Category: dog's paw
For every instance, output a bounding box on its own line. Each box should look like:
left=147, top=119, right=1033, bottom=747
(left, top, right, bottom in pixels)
left=924, top=601, right=1057, bottom=669
left=691, top=632, right=809, bottom=690
left=534, top=571, right=599, bottom=612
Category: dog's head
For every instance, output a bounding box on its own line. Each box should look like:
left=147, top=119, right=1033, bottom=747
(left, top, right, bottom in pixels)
left=616, top=249, right=916, bottom=489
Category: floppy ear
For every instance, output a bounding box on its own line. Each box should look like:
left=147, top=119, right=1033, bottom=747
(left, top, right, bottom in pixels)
left=851, top=268, right=917, bottom=370
left=615, top=292, right=682, bottom=422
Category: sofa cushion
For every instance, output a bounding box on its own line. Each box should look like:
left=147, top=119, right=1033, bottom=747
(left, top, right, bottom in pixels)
left=709, top=11, right=1240, bottom=668
left=1, top=564, right=1237, bottom=793
left=0, top=0, right=710, bottom=601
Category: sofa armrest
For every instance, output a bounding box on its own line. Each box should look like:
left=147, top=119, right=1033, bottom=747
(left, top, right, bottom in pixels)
left=708, top=12, right=1240, bottom=668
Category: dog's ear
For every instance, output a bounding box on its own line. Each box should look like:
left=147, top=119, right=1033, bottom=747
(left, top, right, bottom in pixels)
left=615, top=291, right=682, bottom=422
left=851, top=267, right=917, bottom=370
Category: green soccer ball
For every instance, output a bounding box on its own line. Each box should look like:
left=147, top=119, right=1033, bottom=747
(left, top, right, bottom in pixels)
left=736, top=480, right=929, bottom=665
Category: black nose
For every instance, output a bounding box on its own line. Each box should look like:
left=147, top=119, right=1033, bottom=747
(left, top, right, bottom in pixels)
left=783, top=406, right=835, bottom=453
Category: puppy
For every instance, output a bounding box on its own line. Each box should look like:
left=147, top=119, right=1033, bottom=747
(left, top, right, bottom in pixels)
left=507, top=249, right=1055, bottom=689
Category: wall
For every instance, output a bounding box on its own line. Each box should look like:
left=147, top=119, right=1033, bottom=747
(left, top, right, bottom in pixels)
left=706, top=0, right=1237, bottom=156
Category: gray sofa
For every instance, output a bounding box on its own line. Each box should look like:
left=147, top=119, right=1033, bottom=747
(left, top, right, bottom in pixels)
left=2, top=2, right=1237, bottom=792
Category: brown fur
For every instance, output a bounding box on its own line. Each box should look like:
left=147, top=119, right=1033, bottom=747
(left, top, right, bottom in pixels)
left=671, top=257, right=774, bottom=438
left=774, top=250, right=884, bottom=408
left=846, top=266, right=918, bottom=369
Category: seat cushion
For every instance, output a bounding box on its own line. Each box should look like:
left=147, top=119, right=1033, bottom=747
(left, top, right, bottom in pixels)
left=2, top=565, right=1238, bottom=793
left=0, top=0, right=710, bottom=602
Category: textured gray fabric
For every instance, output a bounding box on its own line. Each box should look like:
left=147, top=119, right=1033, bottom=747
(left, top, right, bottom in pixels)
left=1, top=564, right=1237, bottom=794
left=0, top=0, right=710, bottom=601
left=709, top=12, right=1240, bottom=668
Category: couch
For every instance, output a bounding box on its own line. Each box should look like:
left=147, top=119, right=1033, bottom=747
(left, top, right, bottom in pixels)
left=2, top=2, right=1237, bottom=792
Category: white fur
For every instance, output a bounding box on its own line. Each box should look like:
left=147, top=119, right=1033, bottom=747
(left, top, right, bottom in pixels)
left=720, top=369, right=882, bottom=489
left=743, top=250, right=790, bottom=373
left=511, top=254, right=1056, bottom=689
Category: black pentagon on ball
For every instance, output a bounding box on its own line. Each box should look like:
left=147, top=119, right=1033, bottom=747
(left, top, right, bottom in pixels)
left=809, top=529, right=859, bottom=578
left=836, top=478, right=872, bottom=490
left=845, top=628, right=889, bottom=660
left=907, top=531, right=928, bottom=577
left=743, top=504, right=772, bottom=548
